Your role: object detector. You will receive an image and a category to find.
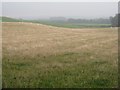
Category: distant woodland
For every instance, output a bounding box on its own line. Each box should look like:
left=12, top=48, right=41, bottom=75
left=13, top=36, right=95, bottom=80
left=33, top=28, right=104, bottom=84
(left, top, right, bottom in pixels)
left=1, top=14, right=120, bottom=27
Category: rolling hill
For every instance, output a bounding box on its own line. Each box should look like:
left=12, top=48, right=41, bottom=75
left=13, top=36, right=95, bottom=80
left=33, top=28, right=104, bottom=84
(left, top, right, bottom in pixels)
left=1, top=17, right=21, bottom=22
left=2, top=22, right=118, bottom=88
left=1, top=16, right=111, bottom=28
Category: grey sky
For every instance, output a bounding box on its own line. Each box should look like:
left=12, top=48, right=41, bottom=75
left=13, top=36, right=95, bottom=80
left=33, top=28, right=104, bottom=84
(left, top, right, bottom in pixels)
left=2, top=2, right=118, bottom=19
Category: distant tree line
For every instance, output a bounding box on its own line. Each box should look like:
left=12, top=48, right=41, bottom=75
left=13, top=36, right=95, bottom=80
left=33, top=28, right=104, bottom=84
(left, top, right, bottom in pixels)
left=2, top=15, right=120, bottom=27
left=109, top=14, right=120, bottom=27
left=50, top=15, right=120, bottom=27
left=67, top=18, right=111, bottom=24
left=49, top=17, right=111, bottom=24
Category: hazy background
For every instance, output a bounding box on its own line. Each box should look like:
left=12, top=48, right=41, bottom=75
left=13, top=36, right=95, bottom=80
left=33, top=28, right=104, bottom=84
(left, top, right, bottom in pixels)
left=2, top=2, right=118, bottom=19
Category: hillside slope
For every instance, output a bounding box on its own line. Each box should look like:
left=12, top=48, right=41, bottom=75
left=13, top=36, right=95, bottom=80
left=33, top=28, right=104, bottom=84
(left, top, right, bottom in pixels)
left=1, top=17, right=111, bottom=28
left=1, top=17, right=21, bottom=22
left=2, top=22, right=118, bottom=88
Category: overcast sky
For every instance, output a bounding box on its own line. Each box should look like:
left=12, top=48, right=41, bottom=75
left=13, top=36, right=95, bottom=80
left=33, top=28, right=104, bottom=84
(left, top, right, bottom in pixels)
left=2, top=2, right=118, bottom=19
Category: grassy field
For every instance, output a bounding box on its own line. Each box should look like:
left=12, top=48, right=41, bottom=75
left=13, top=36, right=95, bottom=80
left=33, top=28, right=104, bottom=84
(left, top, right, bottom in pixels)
left=1, top=17, right=111, bottom=28
left=1, top=17, right=21, bottom=22
left=2, top=22, right=118, bottom=88
left=28, top=20, right=111, bottom=28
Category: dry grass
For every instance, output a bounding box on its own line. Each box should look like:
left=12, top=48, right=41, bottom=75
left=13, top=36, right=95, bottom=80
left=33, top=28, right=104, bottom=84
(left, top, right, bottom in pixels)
left=2, top=22, right=118, bottom=88
left=2, top=22, right=117, bottom=56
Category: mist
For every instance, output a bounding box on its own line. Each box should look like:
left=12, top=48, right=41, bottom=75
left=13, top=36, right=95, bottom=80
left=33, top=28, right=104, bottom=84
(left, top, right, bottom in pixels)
left=2, top=2, right=118, bottom=19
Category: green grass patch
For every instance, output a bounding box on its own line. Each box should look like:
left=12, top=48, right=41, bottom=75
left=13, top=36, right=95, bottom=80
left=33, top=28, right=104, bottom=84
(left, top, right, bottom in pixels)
left=30, top=20, right=111, bottom=28
left=3, top=51, right=118, bottom=88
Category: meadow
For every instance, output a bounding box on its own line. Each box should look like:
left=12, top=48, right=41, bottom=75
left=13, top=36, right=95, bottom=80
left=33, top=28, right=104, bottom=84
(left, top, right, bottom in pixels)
left=1, top=17, right=111, bottom=28
left=2, top=22, right=118, bottom=88
left=27, top=20, right=111, bottom=28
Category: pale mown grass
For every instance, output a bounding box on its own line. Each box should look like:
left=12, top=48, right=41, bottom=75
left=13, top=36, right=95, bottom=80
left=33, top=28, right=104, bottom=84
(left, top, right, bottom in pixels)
left=2, top=22, right=118, bottom=88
